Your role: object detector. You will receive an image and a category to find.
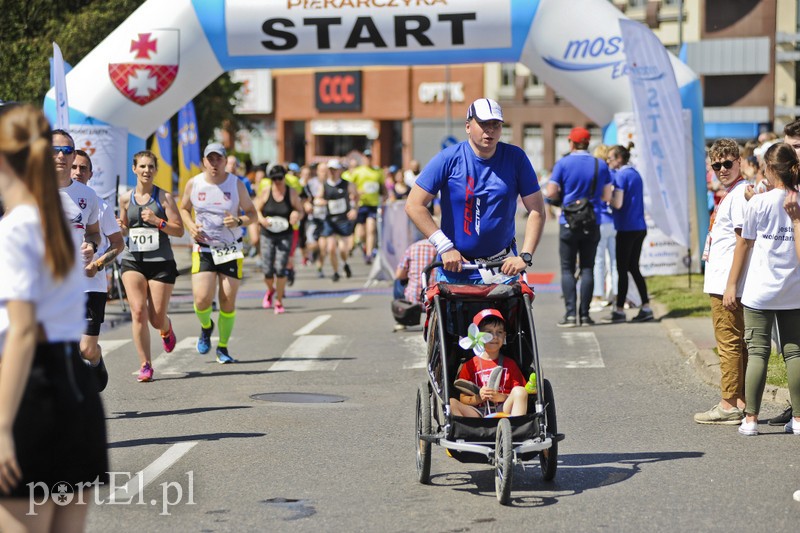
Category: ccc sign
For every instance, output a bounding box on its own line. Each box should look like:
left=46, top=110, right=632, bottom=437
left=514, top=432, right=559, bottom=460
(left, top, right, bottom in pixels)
left=315, top=71, right=362, bottom=112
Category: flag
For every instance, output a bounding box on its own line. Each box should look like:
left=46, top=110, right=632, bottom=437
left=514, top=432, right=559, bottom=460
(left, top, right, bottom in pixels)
left=177, top=101, right=202, bottom=196
left=52, top=42, right=69, bottom=129
left=149, top=120, right=174, bottom=192
left=619, top=19, right=689, bottom=247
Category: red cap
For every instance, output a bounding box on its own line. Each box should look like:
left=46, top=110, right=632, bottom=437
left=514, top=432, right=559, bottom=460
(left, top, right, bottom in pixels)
left=473, top=308, right=505, bottom=327
left=568, top=127, right=591, bottom=144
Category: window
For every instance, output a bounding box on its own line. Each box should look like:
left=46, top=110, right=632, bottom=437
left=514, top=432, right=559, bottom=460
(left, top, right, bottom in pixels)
left=499, top=63, right=516, bottom=99
left=523, top=126, right=544, bottom=176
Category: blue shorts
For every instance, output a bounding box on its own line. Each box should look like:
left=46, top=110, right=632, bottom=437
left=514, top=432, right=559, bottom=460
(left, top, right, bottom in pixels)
left=356, top=205, right=378, bottom=224
left=322, top=218, right=354, bottom=237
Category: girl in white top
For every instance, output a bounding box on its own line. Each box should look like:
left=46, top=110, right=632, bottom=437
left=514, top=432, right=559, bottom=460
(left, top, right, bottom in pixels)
left=0, top=105, right=107, bottom=530
left=724, top=142, right=800, bottom=436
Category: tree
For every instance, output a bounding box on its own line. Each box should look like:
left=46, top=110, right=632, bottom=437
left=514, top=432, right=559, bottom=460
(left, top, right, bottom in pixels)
left=0, top=0, right=241, bottom=144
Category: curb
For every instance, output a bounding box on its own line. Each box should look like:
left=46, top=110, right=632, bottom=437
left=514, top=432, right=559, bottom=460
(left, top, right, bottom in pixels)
left=656, top=303, right=791, bottom=407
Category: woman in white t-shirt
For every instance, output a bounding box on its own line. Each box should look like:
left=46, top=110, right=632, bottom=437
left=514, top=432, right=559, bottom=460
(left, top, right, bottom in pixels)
left=724, top=142, right=800, bottom=436
left=0, top=106, right=108, bottom=530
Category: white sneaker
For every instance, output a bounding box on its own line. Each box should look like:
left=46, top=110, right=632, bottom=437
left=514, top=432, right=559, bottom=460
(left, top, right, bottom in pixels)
left=738, top=418, right=758, bottom=436
left=784, top=417, right=800, bottom=435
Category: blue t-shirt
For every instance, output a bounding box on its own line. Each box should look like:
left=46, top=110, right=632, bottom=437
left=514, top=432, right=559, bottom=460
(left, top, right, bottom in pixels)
left=612, top=165, right=646, bottom=231
left=416, top=141, right=539, bottom=260
left=550, top=152, right=611, bottom=225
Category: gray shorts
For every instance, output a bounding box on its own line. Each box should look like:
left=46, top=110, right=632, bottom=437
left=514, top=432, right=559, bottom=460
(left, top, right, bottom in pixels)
left=260, top=232, right=293, bottom=278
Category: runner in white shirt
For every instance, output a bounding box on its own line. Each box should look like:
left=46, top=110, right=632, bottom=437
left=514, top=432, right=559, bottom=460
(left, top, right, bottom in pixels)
left=71, top=150, right=124, bottom=391
left=179, top=143, right=257, bottom=364
left=724, top=142, right=800, bottom=436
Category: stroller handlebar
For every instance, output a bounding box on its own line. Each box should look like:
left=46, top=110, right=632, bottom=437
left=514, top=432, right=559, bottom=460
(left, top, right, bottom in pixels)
left=423, top=260, right=508, bottom=277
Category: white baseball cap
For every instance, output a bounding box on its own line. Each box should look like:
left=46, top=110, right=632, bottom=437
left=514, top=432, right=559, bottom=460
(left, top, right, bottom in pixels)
left=327, top=159, right=343, bottom=170
left=467, top=98, right=504, bottom=122
left=204, top=142, right=226, bottom=158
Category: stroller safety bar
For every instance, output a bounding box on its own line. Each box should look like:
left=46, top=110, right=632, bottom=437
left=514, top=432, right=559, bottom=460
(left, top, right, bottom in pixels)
left=439, top=437, right=553, bottom=460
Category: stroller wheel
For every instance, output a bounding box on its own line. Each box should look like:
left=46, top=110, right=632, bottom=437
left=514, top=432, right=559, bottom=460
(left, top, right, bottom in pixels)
left=495, top=418, right=513, bottom=505
left=415, top=382, right=432, bottom=484
left=539, top=378, right=558, bottom=481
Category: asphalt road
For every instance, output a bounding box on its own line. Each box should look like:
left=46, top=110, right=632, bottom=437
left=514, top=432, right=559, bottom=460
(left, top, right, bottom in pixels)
left=70, top=218, right=799, bottom=532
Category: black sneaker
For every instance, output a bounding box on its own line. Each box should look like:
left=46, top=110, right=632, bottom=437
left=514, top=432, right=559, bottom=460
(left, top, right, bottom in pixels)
left=286, top=268, right=295, bottom=286
left=580, top=315, right=595, bottom=326
left=604, top=310, right=626, bottom=323
left=631, top=308, right=654, bottom=322
left=557, top=316, right=577, bottom=328
left=332, top=272, right=341, bottom=282
left=343, top=263, right=352, bottom=278
left=768, top=404, right=793, bottom=426
left=91, top=357, right=109, bottom=392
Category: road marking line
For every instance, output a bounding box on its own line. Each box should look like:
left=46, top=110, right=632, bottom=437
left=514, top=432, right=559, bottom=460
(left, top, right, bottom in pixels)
left=342, top=294, right=360, bottom=304
left=100, top=339, right=131, bottom=357
left=550, top=331, right=605, bottom=368
left=402, top=335, right=428, bottom=369
left=271, top=335, right=343, bottom=372
left=293, top=315, right=331, bottom=336
left=109, top=441, right=197, bottom=503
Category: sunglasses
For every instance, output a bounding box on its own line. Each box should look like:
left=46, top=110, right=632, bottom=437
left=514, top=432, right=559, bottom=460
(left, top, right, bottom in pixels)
left=711, top=160, right=735, bottom=171
left=53, top=145, right=75, bottom=155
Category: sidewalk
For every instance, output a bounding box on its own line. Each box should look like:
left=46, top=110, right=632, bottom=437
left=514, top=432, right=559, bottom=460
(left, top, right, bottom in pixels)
left=656, top=302, right=791, bottom=406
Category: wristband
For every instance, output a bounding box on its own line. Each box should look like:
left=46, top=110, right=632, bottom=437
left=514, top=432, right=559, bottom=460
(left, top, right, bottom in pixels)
left=159, top=218, right=167, bottom=230
left=94, top=260, right=104, bottom=271
left=236, top=217, right=243, bottom=227
left=428, top=229, right=454, bottom=255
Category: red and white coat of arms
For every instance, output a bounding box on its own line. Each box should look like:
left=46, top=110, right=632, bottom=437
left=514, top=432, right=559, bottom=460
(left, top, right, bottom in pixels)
left=109, top=30, right=180, bottom=106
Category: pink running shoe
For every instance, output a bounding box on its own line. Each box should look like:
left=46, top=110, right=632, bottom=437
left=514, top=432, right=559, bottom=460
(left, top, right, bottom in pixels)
left=262, top=289, right=276, bottom=309
left=137, top=362, right=154, bottom=382
left=161, top=319, right=176, bottom=353
left=274, top=302, right=285, bottom=315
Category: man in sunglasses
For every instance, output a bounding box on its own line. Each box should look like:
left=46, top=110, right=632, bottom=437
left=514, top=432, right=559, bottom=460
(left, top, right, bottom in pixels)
left=694, top=138, right=749, bottom=425
left=53, top=129, right=101, bottom=266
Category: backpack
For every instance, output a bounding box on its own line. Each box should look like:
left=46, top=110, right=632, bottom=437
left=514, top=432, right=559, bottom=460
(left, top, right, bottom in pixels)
left=562, top=159, right=598, bottom=234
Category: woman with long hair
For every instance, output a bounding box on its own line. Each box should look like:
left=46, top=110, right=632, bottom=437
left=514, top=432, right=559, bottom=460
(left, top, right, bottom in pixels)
left=118, top=150, right=184, bottom=382
left=724, top=142, right=800, bottom=436
left=0, top=105, right=108, bottom=531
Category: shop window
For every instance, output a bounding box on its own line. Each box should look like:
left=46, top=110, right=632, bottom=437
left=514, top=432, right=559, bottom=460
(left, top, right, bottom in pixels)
left=523, top=126, right=545, bottom=176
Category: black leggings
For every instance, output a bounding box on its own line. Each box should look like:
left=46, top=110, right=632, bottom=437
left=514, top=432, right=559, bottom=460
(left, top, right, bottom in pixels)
left=615, top=230, right=649, bottom=308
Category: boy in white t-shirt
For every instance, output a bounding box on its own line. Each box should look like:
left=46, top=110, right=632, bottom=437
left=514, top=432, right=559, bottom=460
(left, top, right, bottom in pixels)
left=694, top=139, right=749, bottom=425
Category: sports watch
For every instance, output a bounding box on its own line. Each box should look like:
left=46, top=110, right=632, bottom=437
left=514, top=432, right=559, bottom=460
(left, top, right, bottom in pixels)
left=519, top=252, right=532, bottom=266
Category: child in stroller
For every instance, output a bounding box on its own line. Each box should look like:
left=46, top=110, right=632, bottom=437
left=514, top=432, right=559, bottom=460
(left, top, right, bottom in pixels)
left=449, top=308, right=529, bottom=418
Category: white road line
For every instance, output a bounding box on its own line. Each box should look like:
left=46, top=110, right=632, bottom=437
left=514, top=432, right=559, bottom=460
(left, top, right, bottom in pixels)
left=550, top=331, right=605, bottom=368
left=293, top=315, right=331, bottom=336
left=402, top=335, right=428, bottom=369
left=100, top=339, right=131, bottom=357
left=271, top=335, right=343, bottom=372
left=342, top=294, right=360, bottom=304
left=109, top=442, right=197, bottom=503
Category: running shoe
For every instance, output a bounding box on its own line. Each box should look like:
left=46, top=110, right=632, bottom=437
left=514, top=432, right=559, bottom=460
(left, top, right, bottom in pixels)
left=287, top=268, right=296, bottom=286
left=768, top=404, right=793, bottom=426
left=785, top=417, right=800, bottom=435
left=216, top=347, right=235, bottom=364
left=343, top=263, right=352, bottom=278
left=556, top=316, right=577, bottom=328
left=332, top=272, right=341, bottom=282
left=137, top=362, right=154, bottom=382
left=197, top=320, right=214, bottom=355
left=262, top=289, right=275, bottom=309
left=604, top=310, right=627, bottom=323
left=274, top=302, right=285, bottom=315
left=161, top=318, right=176, bottom=353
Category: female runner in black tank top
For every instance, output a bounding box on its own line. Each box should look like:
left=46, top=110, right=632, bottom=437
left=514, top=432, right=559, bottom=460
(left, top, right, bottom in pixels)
left=117, top=150, right=184, bottom=382
left=253, top=165, right=304, bottom=314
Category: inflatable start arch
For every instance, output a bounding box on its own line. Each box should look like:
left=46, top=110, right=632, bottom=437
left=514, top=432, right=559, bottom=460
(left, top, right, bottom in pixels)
left=44, top=0, right=708, bottom=254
